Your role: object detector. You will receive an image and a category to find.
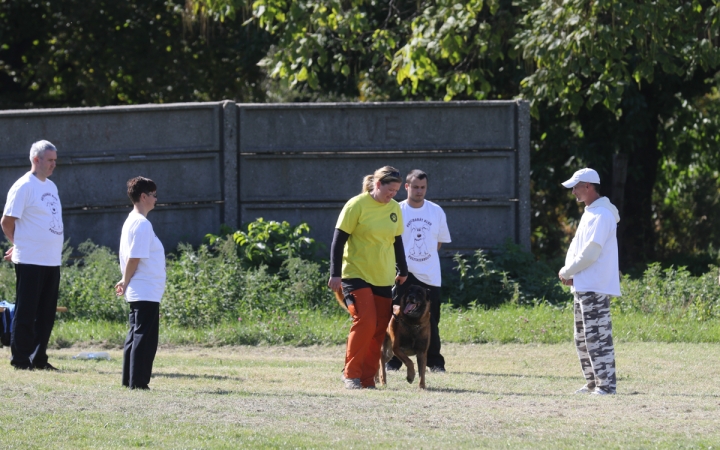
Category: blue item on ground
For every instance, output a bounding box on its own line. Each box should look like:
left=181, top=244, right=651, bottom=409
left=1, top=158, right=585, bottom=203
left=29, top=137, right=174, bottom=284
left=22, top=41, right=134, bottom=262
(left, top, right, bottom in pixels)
left=0, top=301, right=15, bottom=347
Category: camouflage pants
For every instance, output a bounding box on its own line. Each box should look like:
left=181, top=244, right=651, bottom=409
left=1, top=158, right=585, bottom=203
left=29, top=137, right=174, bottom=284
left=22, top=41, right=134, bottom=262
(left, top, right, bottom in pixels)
left=574, top=291, right=616, bottom=393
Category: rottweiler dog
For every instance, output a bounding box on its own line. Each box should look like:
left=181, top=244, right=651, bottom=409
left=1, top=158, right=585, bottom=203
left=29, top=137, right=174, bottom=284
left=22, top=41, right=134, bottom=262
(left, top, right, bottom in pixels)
left=377, top=284, right=432, bottom=389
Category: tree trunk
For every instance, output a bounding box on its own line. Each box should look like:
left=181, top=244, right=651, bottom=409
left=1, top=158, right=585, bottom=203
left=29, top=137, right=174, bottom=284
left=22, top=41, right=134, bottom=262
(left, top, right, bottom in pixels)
left=616, top=88, right=662, bottom=270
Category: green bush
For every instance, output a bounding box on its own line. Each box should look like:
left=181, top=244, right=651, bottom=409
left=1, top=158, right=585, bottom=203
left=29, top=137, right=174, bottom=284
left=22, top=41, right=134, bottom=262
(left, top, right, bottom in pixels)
left=205, top=218, right=325, bottom=272
left=445, top=241, right=567, bottom=308
left=618, top=263, right=720, bottom=321
left=7, top=230, right=720, bottom=331
left=162, top=237, right=339, bottom=327
left=1, top=240, right=127, bottom=321
left=59, top=240, right=128, bottom=321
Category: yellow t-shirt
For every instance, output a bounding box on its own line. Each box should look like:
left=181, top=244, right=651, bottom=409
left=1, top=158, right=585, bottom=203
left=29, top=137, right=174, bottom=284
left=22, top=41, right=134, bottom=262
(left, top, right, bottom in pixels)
left=336, top=192, right=404, bottom=287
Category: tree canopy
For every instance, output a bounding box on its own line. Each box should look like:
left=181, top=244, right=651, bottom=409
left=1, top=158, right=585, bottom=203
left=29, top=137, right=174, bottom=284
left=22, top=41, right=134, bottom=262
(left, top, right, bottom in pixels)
left=0, top=0, right=270, bottom=108
left=2, top=0, right=719, bottom=271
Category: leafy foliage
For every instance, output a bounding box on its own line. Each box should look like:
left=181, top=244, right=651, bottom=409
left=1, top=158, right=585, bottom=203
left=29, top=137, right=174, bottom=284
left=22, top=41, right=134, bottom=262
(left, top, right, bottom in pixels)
left=0, top=0, right=270, bottom=108
left=445, top=241, right=566, bottom=308
left=205, top=218, right=324, bottom=272
left=514, top=0, right=720, bottom=268
left=186, top=0, right=519, bottom=101
left=163, top=241, right=336, bottom=327
left=515, top=0, right=720, bottom=117
left=618, top=263, right=720, bottom=322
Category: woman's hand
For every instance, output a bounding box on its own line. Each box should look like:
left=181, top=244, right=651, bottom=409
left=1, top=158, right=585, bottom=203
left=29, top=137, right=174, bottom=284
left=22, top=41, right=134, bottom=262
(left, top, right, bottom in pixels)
left=328, top=276, right=342, bottom=293
left=115, top=280, right=127, bottom=296
left=395, top=274, right=407, bottom=285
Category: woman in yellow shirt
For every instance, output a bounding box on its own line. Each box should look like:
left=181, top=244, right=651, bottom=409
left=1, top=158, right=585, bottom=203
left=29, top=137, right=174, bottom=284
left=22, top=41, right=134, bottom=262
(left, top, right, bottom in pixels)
left=328, top=166, right=408, bottom=389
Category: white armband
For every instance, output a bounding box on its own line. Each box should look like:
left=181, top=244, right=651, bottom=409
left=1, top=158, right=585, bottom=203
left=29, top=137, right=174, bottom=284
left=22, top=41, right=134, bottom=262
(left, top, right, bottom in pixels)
left=560, top=242, right=602, bottom=279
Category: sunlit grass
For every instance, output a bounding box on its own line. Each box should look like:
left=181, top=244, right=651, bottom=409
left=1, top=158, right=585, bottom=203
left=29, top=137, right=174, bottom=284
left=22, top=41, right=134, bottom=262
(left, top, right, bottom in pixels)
left=2, top=343, right=720, bottom=448
left=49, top=304, right=720, bottom=350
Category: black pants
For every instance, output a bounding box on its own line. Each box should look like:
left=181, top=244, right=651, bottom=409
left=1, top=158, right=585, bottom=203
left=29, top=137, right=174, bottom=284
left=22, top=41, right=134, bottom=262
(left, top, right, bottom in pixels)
left=122, top=301, right=159, bottom=389
left=11, top=263, right=60, bottom=368
left=390, top=272, right=445, bottom=368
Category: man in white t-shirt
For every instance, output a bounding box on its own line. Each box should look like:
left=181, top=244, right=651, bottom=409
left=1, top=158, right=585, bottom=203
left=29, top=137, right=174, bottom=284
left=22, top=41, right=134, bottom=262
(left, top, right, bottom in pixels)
left=558, top=168, right=621, bottom=395
left=1, top=140, right=63, bottom=371
left=386, top=169, right=451, bottom=373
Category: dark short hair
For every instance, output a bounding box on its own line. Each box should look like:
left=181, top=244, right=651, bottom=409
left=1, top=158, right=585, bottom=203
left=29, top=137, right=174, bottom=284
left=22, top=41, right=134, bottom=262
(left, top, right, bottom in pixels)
left=127, top=176, right=157, bottom=204
left=406, top=169, right=428, bottom=184
left=590, top=183, right=601, bottom=195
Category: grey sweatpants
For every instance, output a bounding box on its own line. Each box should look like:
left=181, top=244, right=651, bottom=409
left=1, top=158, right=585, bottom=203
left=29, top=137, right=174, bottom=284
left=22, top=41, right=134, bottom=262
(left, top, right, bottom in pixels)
left=574, top=291, right=617, bottom=393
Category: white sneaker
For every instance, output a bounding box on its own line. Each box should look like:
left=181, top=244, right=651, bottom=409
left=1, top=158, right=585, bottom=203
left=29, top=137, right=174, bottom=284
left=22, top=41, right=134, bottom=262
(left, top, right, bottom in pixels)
left=575, top=385, right=594, bottom=394
left=343, top=378, right=362, bottom=389
left=591, top=388, right=615, bottom=395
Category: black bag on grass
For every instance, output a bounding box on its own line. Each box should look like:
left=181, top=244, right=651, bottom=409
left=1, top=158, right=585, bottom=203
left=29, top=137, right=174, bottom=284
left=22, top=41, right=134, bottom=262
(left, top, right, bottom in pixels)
left=0, top=301, right=15, bottom=347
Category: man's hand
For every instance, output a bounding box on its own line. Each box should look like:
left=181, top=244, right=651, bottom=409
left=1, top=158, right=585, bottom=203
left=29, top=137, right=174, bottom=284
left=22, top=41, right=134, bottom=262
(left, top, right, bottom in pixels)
left=4, top=246, right=13, bottom=262
left=395, top=274, right=407, bottom=285
left=558, top=271, right=573, bottom=286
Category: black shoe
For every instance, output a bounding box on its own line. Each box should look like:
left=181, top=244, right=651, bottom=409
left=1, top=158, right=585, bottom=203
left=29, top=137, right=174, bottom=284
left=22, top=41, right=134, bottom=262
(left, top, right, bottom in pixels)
left=385, top=360, right=402, bottom=371
left=429, top=366, right=446, bottom=373
left=34, top=362, right=59, bottom=371
left=130, top=385, right=150, bottom=390
left=11, top=362, right=33, bottom=370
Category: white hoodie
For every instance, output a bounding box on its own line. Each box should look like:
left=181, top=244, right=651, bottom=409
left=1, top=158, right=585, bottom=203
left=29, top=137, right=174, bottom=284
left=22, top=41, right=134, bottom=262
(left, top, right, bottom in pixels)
left=564, top=196, right=622, bottom=297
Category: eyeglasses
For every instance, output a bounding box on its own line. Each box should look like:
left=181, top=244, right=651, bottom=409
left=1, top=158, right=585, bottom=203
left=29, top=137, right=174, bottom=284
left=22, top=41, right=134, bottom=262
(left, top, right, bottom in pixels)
left=383, top=171, right=401, bottom=180
left=145, top=192, right=157, bottom=199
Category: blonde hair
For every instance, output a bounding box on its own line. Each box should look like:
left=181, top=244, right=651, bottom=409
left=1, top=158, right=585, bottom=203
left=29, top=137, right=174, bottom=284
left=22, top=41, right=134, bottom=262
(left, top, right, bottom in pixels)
left=361, top=166, right=402, bottom=193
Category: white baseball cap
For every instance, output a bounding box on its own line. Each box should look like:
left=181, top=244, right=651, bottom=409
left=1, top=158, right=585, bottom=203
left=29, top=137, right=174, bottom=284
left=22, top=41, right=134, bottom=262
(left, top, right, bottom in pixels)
left=561, top=168, right=601, bottom=188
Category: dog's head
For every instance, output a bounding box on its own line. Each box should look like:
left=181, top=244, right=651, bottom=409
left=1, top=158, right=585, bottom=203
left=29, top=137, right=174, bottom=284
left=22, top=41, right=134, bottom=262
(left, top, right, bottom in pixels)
left=399, top=284, right=431, bottom=319
left=46, top=200, right=58, bottom=215
left=411, top=226, right=428, bottom=241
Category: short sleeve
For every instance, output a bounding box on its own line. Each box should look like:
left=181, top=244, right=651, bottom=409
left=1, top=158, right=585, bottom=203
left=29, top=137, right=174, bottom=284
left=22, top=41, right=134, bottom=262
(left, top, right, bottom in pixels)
left=3, top=182, right=28, bottom=219
left=437, top=209, right=451, bottom=243
left=336, top=201, right=360, bottom=235
left=127, top=221, right=154, bottom=259
left=586, top=214, right=614, bottom=248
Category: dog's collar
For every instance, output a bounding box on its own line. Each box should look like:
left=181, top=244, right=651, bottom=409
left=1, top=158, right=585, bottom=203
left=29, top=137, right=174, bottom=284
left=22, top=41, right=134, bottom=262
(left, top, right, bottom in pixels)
left=393, top=312, right=422, bottom=330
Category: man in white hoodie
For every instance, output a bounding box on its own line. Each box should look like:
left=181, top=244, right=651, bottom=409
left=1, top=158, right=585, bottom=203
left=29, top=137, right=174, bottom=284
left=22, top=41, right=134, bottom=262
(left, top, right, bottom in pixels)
left=559, top=168, right=621, bottom=395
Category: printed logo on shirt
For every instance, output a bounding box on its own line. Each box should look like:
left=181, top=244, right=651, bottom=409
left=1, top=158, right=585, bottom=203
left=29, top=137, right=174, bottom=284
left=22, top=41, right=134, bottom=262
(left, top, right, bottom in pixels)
left=406, top=217, right=431, bottom=262
left=390, top=212, right=397, bottom=222
left=42, top=193, right=63, bottom=236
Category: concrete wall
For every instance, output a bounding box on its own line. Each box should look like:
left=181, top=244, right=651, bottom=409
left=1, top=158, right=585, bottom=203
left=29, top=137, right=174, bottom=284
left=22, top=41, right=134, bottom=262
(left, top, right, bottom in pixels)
left=0, top=101, right=530, bottom=255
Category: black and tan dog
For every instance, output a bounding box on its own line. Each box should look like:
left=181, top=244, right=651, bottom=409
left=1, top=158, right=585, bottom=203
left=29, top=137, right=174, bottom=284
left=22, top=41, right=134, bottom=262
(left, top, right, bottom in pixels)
left=377, top=284, right=432, bottom=389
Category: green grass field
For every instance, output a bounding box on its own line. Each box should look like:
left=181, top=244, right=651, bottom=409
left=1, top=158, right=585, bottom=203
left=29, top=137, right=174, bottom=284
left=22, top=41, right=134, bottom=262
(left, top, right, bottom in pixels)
left=3, top=342, right=720, bottom=449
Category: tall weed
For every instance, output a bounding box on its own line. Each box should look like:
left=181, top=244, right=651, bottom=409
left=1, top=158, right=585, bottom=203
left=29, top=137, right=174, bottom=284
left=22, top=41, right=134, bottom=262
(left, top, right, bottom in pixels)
left=445, top=241, right=566, bottom=307
left=618, top=263, right=720, bottom=321
left=58, top=241, right=128, bottom=321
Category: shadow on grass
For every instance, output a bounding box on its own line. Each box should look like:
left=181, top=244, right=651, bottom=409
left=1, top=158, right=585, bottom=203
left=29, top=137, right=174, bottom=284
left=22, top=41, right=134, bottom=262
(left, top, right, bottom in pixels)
left=152, top=371, right=246, bottom=382
left=457, top=371, right=577, bottom=380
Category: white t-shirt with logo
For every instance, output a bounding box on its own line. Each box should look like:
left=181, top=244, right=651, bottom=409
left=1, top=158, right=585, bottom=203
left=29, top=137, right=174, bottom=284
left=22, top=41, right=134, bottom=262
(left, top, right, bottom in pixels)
left=3, top=172, right=64, bottom=266
left=119, top=211, right=166, bottom=302
left=566, top=203, right=622, bottom=297
left=400, top=200, right=451, bottom=287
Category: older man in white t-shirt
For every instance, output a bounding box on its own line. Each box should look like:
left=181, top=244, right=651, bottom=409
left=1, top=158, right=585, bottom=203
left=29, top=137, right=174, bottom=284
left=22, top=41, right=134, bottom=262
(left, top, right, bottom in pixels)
left=386, top=169, right=451, bottom=373
left=558, top=168, right=621, bottom=395
left=1, top=140, right=63, bottom=371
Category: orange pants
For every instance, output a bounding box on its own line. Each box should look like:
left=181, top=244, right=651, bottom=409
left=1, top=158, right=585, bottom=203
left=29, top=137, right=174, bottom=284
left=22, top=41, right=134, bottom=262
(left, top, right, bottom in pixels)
left=343, top=287, right=392, bottom=388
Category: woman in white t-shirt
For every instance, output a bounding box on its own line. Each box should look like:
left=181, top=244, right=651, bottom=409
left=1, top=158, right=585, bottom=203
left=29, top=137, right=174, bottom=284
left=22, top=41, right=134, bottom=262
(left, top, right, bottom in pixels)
left=115, top=176, right=165, bottom=390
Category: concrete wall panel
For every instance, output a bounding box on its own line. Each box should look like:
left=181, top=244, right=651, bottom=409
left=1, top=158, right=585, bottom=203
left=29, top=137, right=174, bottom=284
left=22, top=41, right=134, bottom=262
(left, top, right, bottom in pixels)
left=239, top=152, right=516, bottom=204
left=63, top=204, right=221, bottom=251
left=0, top=103, right=221, bottom=156
left=1, top=100, right=529, bottom=253
left=239, top=200, right=515, bottom=256
left=239, top=102, right=516, bottom=153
